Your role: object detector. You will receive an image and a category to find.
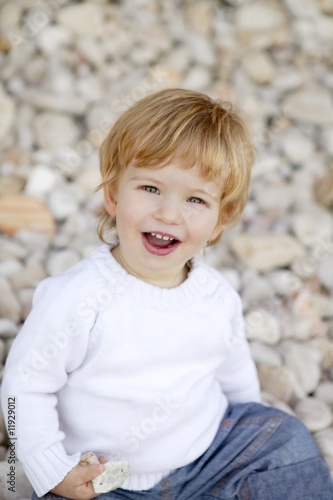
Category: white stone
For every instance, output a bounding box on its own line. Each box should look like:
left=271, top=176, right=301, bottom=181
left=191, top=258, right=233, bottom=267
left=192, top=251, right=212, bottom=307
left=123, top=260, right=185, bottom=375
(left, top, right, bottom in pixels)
left=0, top=259, right=23, bottom=279
left=266, top=270, right=302, bottom=297
left=241, top=50, right=276, bottom=85
left=310, top=339, right=333, bottom=370
left=236, top=3, right=287, bottom=33
left=284, top=0, right=319, bottom=17
left=315, top=381, right=333, bottom=406
left=163, top=45, right=192, bottom=73
left=291, top=290, right=324, bottom=337
left=34, top=113, right=79, bottom=149
left=290, top=208, right=333, bottom=247
left=57, top=3, right=104, bottom=37
left=182, top=66, right=211, bottom=91
left=282, top=343, right=321, bottom=395
left=184, top=0, right=214, bottom=37
left=36, top=25, right=73, bottom=55
left=76, top=37, right=105, bottom=67
left=314, top=428, right=333, bottom=459
left=283, top=88, right=333, bottom=124
left=10, top=264, right=46, bottom=292
left=0, top=278, right=20, bottom=323
left=255, top=183, right=294, bottom=213
left=294, top=398, right=333, bottom=432
left=231, top=233, right=305, bottom=272
left=0, top=319, right=18, bottom=338
left=316, top=15, right=333, bottom=44
left=76, top=75, right=104, bottom=103
left=48, top=188, right=79, bottom=221
left=130, top=45, right=160, bottom=66
left=318, top=257, right=333, bottom=292
left=62, top=213, right=91, bottom=237
left=79, top=452, right=130, bottom=493
left=25, top=90, right=87, bottom=115
left=245, top=310, right=281, bottom=345
left=271, top=400, right=296, bottom=416
left=0, top=239, right=28, bottom=260
left=311, top=293, right=333, bottom=319
left=220, top=269, right=241, bottom=292
left=322, top=127, right=333, bottom=157
left=274, top=66, right=304, bottom=92
left=250, top=341, right=282, bottom=366
left=0, top=92, right=15, bottom=141
left=282, top=315, right=316, bottom=341
left=93, top=461, right=131, bottom=494
left=186, top=33, right=216, bottom=66
left=24, top=165, right=59, bottom=197
left=282, top=129, right=315, bottom=163
left=46, top=250, right=80, bottom=277
left=15, top=231, right=50, bottom=254
left=242, top=274, right=275, bottom=312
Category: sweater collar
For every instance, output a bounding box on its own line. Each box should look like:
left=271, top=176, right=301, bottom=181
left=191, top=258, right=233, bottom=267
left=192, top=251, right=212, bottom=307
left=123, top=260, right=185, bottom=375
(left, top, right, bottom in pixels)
left=90, top=245, right=219, bottom=309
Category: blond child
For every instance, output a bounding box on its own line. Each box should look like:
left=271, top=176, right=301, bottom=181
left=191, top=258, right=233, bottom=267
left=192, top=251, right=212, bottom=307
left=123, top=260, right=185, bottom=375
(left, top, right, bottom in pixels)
left=2, top=89, right=333, bottom=500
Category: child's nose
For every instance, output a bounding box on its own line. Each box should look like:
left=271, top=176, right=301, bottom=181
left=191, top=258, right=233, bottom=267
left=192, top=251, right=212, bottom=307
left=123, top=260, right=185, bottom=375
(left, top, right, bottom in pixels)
left=153, top=199, right=183, bottom=225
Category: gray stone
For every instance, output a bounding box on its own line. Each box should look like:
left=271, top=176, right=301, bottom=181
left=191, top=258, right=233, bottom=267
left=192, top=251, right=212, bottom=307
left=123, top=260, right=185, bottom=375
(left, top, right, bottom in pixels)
left=0, top=460, right=33, bottom=500
left=34, top=113, right=79, bottom=149
left=0, top=279, right=20, bottom=323
left=0, top=92, right=15, bottom=143
left=46, top=250, right=80, bottom=277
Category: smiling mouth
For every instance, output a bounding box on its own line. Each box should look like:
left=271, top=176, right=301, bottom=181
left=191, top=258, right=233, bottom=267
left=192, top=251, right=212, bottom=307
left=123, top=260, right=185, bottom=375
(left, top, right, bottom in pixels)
left=143, top=232, right=180, bottom=249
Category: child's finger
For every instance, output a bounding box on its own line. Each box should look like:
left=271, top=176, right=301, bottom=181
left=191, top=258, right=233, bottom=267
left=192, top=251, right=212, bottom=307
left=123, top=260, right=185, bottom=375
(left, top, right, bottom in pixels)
left=77, top=463, right=105, bottom=484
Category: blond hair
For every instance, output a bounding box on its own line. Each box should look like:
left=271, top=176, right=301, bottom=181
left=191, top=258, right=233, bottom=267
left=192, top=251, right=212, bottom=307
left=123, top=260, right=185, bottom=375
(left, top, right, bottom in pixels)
left=97, top=88, right=254, bottom=246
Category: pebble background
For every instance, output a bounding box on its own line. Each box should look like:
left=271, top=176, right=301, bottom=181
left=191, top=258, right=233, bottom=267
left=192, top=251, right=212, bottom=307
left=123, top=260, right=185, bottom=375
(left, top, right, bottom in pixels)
left=1, top=0, right=333, bottom=498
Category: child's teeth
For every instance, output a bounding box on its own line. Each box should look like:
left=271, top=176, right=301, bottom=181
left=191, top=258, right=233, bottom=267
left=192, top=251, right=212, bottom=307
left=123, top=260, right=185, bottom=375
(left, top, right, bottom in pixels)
left=149, top=232, right=176, bottom=241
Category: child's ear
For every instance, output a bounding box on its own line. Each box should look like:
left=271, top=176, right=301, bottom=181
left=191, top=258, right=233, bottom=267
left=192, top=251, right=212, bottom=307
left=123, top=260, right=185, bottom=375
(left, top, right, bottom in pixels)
left=104, top=187, right=117, bottom=216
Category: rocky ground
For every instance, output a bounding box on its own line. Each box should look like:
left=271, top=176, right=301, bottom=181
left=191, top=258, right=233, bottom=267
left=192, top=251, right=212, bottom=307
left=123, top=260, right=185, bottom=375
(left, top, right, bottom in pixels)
left=0, top=0, right=333, bottom=498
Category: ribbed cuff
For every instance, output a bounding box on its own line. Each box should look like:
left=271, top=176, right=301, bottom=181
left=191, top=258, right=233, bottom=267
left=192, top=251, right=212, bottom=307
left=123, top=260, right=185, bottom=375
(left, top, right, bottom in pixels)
left=23, top=442, right=81, bottom=497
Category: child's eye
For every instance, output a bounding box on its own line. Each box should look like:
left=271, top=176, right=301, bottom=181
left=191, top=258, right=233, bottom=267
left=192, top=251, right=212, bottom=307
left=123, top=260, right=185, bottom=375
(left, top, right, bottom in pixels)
left=142, top=186, right=160, bottom=194
left=188, top=196, right=205, bottom=204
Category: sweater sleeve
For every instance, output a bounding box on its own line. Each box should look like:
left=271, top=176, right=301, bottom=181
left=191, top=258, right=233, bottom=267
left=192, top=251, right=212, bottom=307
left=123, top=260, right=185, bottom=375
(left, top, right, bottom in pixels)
left=0, top=265, right=104, bottom=496
left=216, top=291, right=261, bottom=404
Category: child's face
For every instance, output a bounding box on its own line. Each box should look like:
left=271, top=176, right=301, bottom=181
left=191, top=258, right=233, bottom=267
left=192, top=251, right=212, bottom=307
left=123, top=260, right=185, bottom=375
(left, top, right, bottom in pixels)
left=104, top=162, right=223, bottom=287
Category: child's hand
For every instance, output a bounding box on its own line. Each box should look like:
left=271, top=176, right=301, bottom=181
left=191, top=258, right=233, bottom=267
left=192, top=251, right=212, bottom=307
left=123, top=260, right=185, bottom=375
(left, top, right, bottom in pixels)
left=50, top=457, right=106, bottom=500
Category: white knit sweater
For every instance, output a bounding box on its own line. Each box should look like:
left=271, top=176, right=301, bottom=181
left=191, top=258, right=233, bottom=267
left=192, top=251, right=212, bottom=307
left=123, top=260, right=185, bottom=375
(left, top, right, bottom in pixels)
left=1, top=245, right=260, bottom=496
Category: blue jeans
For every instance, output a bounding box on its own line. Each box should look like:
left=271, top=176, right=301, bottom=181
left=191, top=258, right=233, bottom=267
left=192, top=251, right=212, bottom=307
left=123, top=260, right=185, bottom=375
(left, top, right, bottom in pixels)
left=33, top=402, right=333, bottom=499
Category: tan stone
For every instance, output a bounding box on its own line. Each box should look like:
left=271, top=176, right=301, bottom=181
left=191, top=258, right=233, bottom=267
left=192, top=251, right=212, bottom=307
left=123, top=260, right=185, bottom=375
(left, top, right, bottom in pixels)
left=257, top=365, right=302, bottom=403
left=231, top=233, right=304, bottom=272
left=0, top=195, right=55, bottom=235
